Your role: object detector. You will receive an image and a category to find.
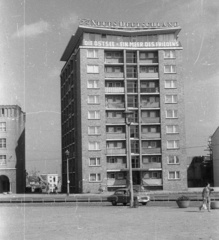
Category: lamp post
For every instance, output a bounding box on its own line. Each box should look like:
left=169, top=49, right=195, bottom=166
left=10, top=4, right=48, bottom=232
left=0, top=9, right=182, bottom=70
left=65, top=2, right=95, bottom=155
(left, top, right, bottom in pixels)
left=65, top=150, right=70, bottom=196
left=124, top=110, right=134, bottom=208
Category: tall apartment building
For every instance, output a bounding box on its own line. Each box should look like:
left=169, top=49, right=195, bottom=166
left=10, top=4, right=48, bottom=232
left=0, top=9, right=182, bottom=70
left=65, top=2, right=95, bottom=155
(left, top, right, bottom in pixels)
left=60, top=20, right=187, bottom=193
left=0, top=105, right=25, bottom=193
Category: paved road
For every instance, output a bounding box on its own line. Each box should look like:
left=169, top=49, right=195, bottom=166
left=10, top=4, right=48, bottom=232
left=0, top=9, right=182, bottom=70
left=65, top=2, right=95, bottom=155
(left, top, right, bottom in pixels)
left=0, top=202, right=219, bottom=240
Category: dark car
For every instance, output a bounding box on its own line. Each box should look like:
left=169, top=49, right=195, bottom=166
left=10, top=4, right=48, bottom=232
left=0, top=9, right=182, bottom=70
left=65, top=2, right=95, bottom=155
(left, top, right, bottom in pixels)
left=107, top=188, right=150, bottom=206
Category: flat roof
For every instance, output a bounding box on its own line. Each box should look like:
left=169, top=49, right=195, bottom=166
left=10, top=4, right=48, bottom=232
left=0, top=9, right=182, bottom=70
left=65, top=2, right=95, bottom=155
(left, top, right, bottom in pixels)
left=60, top=26, right=181, bottom=61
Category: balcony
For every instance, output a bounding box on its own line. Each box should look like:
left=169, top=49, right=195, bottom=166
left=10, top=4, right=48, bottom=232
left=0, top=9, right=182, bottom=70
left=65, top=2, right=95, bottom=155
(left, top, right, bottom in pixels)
left=107, top=179, right=126, bottom=187
left=141, top=133, right=161, bottom=139
left=106, top=148, right=126, bottom=155
left=142, top=162, right=162, bottom=169
left=106, top=117, right=125, bottom=124
left=140, top=87, right=159, bottom=93
left=141, top=117, right=160, bottom=123
left=140, top=102, right=160, bottom=108
left=142, top=178, right=162, bottom=186
left=107, top=162, right=127, bottom=170
left=139, top=73, right=159, bottom=78
left=139, top=58, right=158, bottom=64
left=105, top=72, right=124, bottom=78
left=105, top=58, right=123, bottom=64
left=105, top=102, right=125, bottom=108
left=106, top=133, right=126, bottom=139
left=142, top=147, right=161, bottom=154
left=105, top=87, right=125, bottom=93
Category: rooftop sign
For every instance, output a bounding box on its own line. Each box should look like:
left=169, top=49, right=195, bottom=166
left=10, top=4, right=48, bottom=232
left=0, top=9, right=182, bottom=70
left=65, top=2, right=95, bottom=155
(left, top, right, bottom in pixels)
left=79, top=19, right=179, bottom=29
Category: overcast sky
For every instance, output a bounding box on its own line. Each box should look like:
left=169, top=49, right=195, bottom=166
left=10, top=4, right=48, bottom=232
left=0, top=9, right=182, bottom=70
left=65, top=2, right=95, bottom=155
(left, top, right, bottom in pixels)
left=0, top=0, right=218, bottom=175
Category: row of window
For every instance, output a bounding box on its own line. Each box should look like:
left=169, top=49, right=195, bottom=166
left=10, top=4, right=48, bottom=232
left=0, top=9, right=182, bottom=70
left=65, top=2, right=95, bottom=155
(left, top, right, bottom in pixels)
left=87, top=79, right=177, bottom=89
left=89, top=156, right=179, bottom=166
left=87, top=49, right=176, bottom=59
left=87, top=65, right=176, bottom=74
left=88, top=171, right=180, bottom=182
left=88, top=125, right=179, bottom=135
left=87, top=95, right=178, bottom=104
left=88, top=110, right=178, bottom=119
left=87, top=140, right=179, bottom=150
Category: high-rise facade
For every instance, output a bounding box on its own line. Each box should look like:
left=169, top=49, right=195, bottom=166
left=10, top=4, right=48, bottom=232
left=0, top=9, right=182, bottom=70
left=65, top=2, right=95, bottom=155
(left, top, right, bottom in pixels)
left=60, top=20, right=187, bottom=193
left=0, top=105, right=25, bottom=193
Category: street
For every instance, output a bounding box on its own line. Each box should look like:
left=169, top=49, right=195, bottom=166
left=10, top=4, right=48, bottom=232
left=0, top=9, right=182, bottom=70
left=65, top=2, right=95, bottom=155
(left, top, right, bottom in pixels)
left=0, top=202, right=219, bottom=240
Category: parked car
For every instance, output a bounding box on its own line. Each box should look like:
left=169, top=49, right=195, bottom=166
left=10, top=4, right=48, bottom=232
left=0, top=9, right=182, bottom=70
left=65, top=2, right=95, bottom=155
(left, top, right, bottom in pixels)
left=107, top=188, right=150, bottom=206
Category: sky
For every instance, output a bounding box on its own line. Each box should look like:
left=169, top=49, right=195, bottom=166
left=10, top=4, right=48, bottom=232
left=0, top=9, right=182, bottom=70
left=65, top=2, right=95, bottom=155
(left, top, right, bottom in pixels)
left=0, top=0, right=218, bottom=175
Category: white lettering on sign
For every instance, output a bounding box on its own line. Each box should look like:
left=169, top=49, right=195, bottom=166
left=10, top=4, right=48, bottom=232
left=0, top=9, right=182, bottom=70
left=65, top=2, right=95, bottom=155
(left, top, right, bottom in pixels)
left=83, top=40, right=180, bottom=48
left=79, top=19, right=179, bottom=29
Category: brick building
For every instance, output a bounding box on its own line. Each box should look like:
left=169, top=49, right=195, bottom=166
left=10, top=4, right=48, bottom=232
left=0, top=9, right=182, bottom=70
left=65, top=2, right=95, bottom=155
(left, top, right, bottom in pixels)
left=60, top=20, right=187, bottom=193
left=0, top=105, right=25, bottom=193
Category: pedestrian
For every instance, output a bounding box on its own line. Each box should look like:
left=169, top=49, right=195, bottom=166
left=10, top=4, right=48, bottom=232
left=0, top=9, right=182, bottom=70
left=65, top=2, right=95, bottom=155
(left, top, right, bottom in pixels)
left=199, top=183, right=214, bottom=212
left=47, top=183, right=50, bottom=194
left=54, top=184, right=58, bottom=194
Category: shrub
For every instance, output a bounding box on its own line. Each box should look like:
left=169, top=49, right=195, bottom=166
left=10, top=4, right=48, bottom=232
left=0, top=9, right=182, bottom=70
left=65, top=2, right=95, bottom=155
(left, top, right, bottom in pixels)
left=177, top=195, right=190, bottom=201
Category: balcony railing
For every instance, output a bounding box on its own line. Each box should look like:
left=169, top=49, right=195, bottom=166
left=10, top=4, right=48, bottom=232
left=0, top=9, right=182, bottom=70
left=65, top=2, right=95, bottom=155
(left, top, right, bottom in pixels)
left=140, top=102, right=160, bottom=108
left=106, top=118, right=125, bottom=124
left=105, top=58, right=123, bottom=64
left=107, top=179, right=126, bottom=186
left=106, top=148, right=126, bottom=154
left=105, top=102, right=125, bottom=108
left=106, top=133, right=126, bottom=139
left=142, top=162, right=162, bottom=169
left=105, top=72, right=124, bottom=78
left=141, top=117, right=160, bottom=123
left=141, top=133, right=161, bottom=139
left=142, top=178, right=162, bottom=186
left=140, top=87, right=159, bottom=93
left=105, top=87, right=124, bottom=93
left=142, top=147, right=161, bottom=154
left=139, top=73, right=158, bottom=78
left=107, top=162, right=127, bottom=169
left=139, top=58, right=158, bottom=64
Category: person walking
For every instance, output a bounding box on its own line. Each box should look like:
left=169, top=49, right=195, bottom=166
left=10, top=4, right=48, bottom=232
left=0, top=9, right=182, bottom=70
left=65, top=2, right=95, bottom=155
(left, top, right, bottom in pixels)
left=199, top=183, right=214, bottom=212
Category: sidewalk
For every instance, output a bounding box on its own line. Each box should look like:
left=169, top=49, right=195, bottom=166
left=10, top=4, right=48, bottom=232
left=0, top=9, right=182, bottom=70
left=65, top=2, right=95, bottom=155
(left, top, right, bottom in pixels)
left=1, top=188, right=219, bottom=203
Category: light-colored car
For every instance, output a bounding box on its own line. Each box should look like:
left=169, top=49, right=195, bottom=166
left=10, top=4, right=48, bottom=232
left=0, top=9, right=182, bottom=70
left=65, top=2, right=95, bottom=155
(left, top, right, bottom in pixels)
left=107, top=188, right=150, bottom=206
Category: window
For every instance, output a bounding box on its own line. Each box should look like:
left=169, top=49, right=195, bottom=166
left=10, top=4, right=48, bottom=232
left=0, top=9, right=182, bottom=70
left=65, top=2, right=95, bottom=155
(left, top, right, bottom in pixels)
left=89, top=157, right=100, bottom=166
left=0, top=139, right=6, bottom=148
left=164, top=50, right=176, bottom=58
left=167, top=156, right=179, bottom=164
left=88, top=95, right=100, bottom=104
left=88, top=142, right=100, bottom=150
left=87, top=65, right=99, bottom=73
left=165, top=95, right=177, bottom=103
left=107, top=157, right=117, bottom=163
left=107, top=173, right=115, bottom=179
left=87, top=49, right=98, bottom=58
left=165, top=80, right=177, bottom=88
left=0, top=122, right=6, bottom=131
left=164, top=65, right=176, bottom=73
left=88, top=111, right=100, bottom=119
left=0, top=155, right=6, bottom=165
left=166, top=125, right=179, bottom=134
left=107, top=141, right=124, bottom=149
left=167, top=140, right=179, bottom=149
left=168, top=171, right=180, bottom=179
left=166, top=110, right=178, bottom=118
left=87, top=80, right=99, bottom=88
left=89, top=173, right=101, bottom=182
left=88, top=126, right=100, bottom=135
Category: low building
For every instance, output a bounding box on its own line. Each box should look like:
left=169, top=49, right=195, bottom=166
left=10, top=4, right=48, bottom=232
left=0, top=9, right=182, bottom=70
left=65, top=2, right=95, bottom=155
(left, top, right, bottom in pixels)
left=0, top=105, right=25, bottom=193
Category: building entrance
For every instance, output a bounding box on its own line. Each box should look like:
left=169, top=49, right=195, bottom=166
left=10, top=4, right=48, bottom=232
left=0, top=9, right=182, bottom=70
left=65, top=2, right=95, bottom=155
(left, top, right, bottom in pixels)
left=0, top=175, right=10, bottom=193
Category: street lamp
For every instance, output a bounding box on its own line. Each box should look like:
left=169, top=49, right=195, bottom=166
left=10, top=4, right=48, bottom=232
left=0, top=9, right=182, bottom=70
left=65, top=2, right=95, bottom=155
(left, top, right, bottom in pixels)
left=124, top=110, right=134, bottom=208
left=65, top=150, right=70, bottom=196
